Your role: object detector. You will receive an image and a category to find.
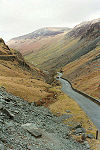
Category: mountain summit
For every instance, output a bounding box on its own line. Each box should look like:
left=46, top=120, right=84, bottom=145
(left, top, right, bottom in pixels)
left=11, top=27, right=70, bottom=40
left=66, top=18, right=100, bottom=38
left=7, top=27, right=70, bottom=55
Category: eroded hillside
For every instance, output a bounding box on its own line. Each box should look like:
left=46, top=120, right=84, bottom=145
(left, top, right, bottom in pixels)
left=62, top=19, right=100, bottom=100
left=0, top=38, right=55, bottom=102
left=8, top=19, right=100, bottom=72
left=63, top=46, right=100, bottom=99
left=0, top=38, right=99, bottom=149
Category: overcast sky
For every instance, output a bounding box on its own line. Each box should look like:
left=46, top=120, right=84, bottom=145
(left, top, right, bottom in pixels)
left=0, top=0, right=100, bottom=41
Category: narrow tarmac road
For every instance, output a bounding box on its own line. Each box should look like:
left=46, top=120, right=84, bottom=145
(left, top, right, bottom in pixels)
left=58, top=73, right=100, bottom=131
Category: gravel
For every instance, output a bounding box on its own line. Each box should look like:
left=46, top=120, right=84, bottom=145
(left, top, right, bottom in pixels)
left=0, top=89, right=90, bottom=150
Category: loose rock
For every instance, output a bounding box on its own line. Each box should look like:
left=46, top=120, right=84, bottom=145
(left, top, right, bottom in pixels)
left=22, top=123, right=42, bottom=138
left=81, top=133, right=87, bottom=141
left=0, top=143, right=4, bottom=150
left=1, top=108, right=14, bottom=119
left=0, top=102, right=3, bottom=109
left=74, top=128, right=86, bottom=134
left=87, top=134, right=95, bottom=139
left=0, top=89, right=90, bottom=150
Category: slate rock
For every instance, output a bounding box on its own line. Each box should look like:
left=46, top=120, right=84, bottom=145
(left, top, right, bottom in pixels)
left=21, top=123, right=38, bottom=130
left=81, top=128, right=86, bottom=133
left=81, top=133, right=87, bottom=140
left=74, top=128, right=86, bottom=134
left=0, top=143, right=4, bottom=150
left=5, top=121, right=14, bottom=128
left=21, top=123, right=42, bottom=138
left=72, top=123, right=82, bottom=130
left=3, top=96, right=11, bottom=102
left=27, top=144, right=39, bottom=150
left=56, top=114, right=72, bottom=122
left=84, top=141, right=90, bottom=149
left=0, top=89, right=90, bottom=150
left=87, top=134, right=95, bottom=139
left=0, top=102, right=3, bottom=109
left=1, top=108, right=14, bottom=119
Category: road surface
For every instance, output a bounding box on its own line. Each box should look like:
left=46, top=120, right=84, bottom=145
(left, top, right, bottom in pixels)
left=58, top=73, right=100, bottom=131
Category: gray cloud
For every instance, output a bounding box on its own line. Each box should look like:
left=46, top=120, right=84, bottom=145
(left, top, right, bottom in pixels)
left=0, top=0, right=100, bottom=41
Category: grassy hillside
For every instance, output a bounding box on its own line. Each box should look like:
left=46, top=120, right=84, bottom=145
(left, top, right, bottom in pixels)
left=7, top=19, right=100, bottom=101
left=7, top=27, right=70, bottom=56
left=8, top=19, right=100, bottom=72
left=0, top=38, right=54, bottom=102
left=63, top=45, right=100, bottom=99
left=24, top=33, right=100, bottom=71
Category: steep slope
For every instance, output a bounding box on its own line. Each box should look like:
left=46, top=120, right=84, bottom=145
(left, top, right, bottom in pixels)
left=65, top=18, right=100, bottom=62
left=2, top=35, right=99, bottom=148
left=0, top=38, right=55, bottom=102
left=62, top=19, right=100, bottom=99
left=63, top=45, right=100, bottom=99
left=7, top=27, right=70, bottom=56
left=38, top=18, right=100, bottom=70
left=0, top=89, right=98, bottom=150
left=8, top=19, right=100, bottom=71
left=7, top=19, right=100, bottom=100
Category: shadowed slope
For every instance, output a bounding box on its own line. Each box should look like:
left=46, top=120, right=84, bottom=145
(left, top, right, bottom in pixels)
left=8, top=19, right=100, bottom=71
left=0, top=38, right=54, bottom=102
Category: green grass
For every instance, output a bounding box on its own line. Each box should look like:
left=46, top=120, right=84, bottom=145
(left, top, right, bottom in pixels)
left=24, top=30, right=100, bottom=72
left=25, top=37, right=79, bottom=70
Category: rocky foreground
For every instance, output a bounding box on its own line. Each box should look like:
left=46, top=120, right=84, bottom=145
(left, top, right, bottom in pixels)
left=0, top=88, right=90, bottom=150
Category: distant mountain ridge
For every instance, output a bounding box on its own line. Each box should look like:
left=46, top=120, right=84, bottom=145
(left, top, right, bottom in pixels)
left=7, top=27, right=70, bottom=55
left=11, top=27, right=70, bottom=40
left=66, top=18, right=100, bottom=39
left=8, top=18, right=100, bottom=71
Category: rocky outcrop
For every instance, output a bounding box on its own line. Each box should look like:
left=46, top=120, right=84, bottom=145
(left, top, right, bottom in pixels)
left=0, top=38, right=11, bottom=55
left=8, top=27, right=70, bottom=41
left=66, top=18, right=100, bottom=39
left=0, top=38, right=33, bottom=72
left=0, top=89, right=90, bottom=150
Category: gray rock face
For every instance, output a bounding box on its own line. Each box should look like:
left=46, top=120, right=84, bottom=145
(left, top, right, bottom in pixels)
left=27, top=145, right=39, bottom=150
left=1, top=108, right=14, bottom=119
left=81, top=133, right=95, bottom=140
left=84, top=141, right=90, bottom=149
left=72, top=123, right=82, bottom=130
left=0, top=102, right=3, bottom=109
left=22, top=123, right=42, bottom=138
left=74, top=128, right=86, bottom=134
left=0, top=143, right=4, bottom=150
left=87, top=134, right=95, bottom=139
left=81, top=134, right=87, bottom=141
left=0, top=89, right=90, bottom=150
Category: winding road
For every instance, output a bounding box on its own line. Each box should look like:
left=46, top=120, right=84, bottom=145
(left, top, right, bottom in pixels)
left=58, top=73, right=100, bottom=131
